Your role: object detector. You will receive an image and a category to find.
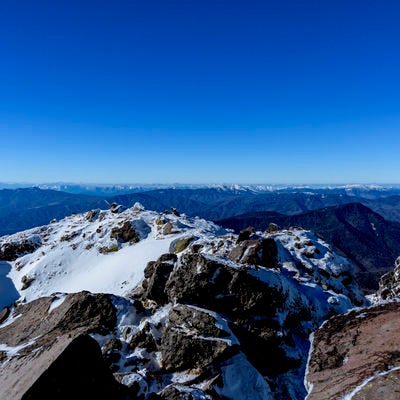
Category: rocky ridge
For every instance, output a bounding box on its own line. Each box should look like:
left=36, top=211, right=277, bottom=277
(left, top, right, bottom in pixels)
left=0, top=203, right=370, bottom=399
left=305, top=256, right=400, bottom=399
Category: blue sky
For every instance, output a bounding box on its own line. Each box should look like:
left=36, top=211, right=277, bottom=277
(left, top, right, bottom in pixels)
left=1, top=0, right=399, bottom=184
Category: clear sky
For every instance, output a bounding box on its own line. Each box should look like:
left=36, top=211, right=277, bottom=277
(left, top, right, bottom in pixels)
left=1, top=0, right=399, bottom=184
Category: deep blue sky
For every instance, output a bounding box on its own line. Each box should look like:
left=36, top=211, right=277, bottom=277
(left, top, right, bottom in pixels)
left=1, top=0, right=399, bottom=184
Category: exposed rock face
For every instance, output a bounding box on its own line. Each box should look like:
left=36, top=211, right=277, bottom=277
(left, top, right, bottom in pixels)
left=160, top=304, right=238, bottom=371
left=306, top=301, right=400, bottom=400
left=0, top=292, right=116, bottom=359
left=0, top=236, right=41, bottom=261
left=377, top=256, right=400, bottom=300
left=228, top=238, right=278, bottom=268
left=109, top=202, right=125, bottom=213
left=19, top=335, right=126, bottom=400
left=142, top=253, right=177, bottom=305
left=0, top=292, right=124, bottom=400
left=0, top=205, right=368, bottom=400
left=110, top=220, right=140, bottom=243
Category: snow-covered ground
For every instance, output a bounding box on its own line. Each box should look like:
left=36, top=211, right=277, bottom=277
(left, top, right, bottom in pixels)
left=0, top=203, right=226, bottom=308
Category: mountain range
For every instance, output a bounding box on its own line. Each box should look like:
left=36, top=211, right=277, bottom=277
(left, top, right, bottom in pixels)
left=2, top=186, right=400, bottom=237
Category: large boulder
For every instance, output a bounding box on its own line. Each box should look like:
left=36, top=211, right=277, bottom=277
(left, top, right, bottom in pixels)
left=228, top=238, right=278, bottom=269
left=0, top=291, right=116, bottom=362
left=305, top=301, right=400, bottom=400
left=142, top=253, right=177, bottom=305
left=0, top=291, right=124, bottom=399
left=0, top=334, right=127, bottom=400
left=160, top=304, right=238, bottom=371
left=0, top=235, right=41, bottom=261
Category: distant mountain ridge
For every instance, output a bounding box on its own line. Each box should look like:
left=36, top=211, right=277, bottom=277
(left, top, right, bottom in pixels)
left=2, top=182, right=400, bottom=197
left=0, top=188, right=108, bottom=236
left=1, top=186, right=400, bottom=237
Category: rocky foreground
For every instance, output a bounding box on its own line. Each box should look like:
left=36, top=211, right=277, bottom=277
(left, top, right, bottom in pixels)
left=0, top=204, right=399, bottom=399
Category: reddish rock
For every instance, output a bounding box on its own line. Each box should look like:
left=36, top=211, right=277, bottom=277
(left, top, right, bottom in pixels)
left=306, top=302, right=400, bottom=400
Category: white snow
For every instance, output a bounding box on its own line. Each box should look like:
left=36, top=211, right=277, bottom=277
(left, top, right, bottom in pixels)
left=213, top=353, right=274, bottom=400
left=0, top=205, right=225, bottom=306
left=47, top=294, right=67, bottom=313
left=0, top=336, right=39, bottom=361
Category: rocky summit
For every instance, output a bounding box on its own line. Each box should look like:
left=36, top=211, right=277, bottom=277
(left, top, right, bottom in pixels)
left=0, top=203, right=398, bottom=399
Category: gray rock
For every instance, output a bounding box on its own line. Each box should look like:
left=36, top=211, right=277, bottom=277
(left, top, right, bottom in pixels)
left=160, top=304, right=238, bottom=371
left=228, top=238, right=278, bottom=269
left=142, top=253, right=177, bottom=305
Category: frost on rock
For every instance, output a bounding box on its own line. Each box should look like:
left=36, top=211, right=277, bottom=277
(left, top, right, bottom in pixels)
left=0, top=204, right=369, bottom=399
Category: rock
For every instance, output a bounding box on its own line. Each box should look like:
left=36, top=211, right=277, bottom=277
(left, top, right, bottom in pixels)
left=110, top=220, right=140, bottom=243
left=0, top=307, right=10, bottom=324
left=165, top=253, right=312, bottom=377
left=102, top=338, right=123, bottom=368
left=170, top=236, right=194, bottom=254
left=129, top=322, right=157, bottom=352
left=120, top=373, right=148, bottom=399
left=158, top=385, right=208, bottom=399
left=228, top=238, right=278, bottom=269
left=160, top=304, right=238, bottom=371
left=0, top=238, right=41, bottom=261
left=377, top=256, right=400, bottom=300
left=170, top=207, right=181, bottom=217
left=163, top=222, right=179, bottom=235
left=306, top=301, right=400, bottom=400
left=236, top=226, right=256, bottom=243
left=0, top=334, right=127, bottom=400
left=109, top=202, right=124, bottom=213
left=98, top=244, right=119, bottom=254
left=0, top=292, right=117, bottom=355
left=142, top=253, right=177, bottom=305
left=85, top=209, right=100, bottom=222
left=265, top=222, right=280, bottom=233
left=21, top=275, right=35, bottom=290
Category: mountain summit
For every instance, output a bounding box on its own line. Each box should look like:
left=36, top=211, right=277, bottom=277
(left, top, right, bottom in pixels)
left=0, top=203, right=368, bottom=399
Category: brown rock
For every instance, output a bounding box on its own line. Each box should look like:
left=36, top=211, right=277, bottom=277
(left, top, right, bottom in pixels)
left=306, top=302, right=400, bottom=400
left=0, top=334, right=126, bottom=400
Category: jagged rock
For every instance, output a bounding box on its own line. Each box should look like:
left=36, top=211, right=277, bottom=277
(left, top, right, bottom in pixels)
left=165, top=253, right=313, bottom=377
left=377, top=256, right=400, bottom=300
left=160, top=304, right=238, bottom=371
left=170, top=207, right=181, bottom=217
left=236, top=226, right=256, bottom=243
left=0, top=306, right=10, bottom=324
left=85, top=209, right=100, bottom=222
left=265, top=222, right=280, bottom=233
left=158, top=385, right=209, bottom=399
left=110, top=220, right=140, bottom=243
left=0, top=292, right=116, bottom=356
left=163, top=222, right=180, bottom=235
left=0, top=237, right=41, bottom=261
left=228, top=238, right=278, bottom=268
left=129, top=322, right=157, bottom=352
left=109, top=202, right=124, bottom=213
left=20, top=274, right=35, bottom=290
left=142, top=253, right=177, bottom=305
left=98, top=244, right=119, bottom=254
left=102, top=338, right=123, bottom=368
left=0, top=334, right=126, bottom=400
left=119, top=373, right=148, bottom=399
left=306, top=301, right=400, bottom=400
